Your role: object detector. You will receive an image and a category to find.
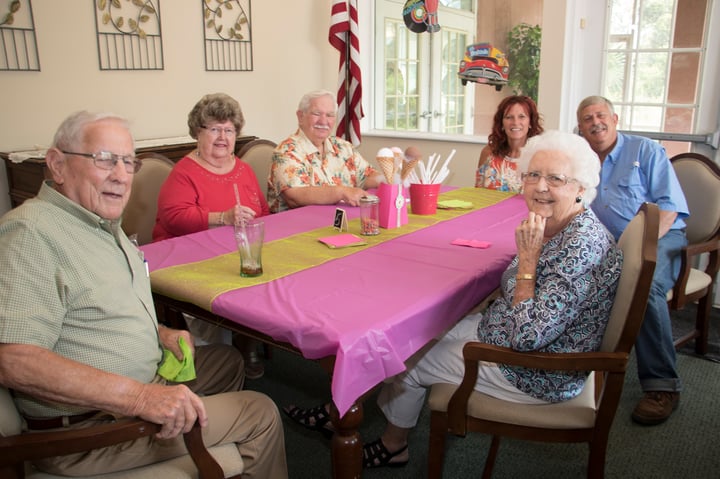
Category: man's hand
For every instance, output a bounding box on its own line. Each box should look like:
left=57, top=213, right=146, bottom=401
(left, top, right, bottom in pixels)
left=158, top=325, right=195, bottom=361
left=130, top=383, right=208, bottom=439
left=338, top=186, right=368, bottom=206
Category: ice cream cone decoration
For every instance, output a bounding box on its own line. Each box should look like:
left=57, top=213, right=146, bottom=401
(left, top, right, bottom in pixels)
left=376, top=147, right=396, bottom=184
left=376, top=146, right=423, bottom=184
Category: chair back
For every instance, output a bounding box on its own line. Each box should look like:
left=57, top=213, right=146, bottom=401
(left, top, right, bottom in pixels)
left=122, top=154, right=174, bottom=245
left=0, top=387, right=22, bottom=437
left=237, top=139, right=276, bottom=199
left=600, top=202, right=659, bottom=353
left=670, top=153, right=720, bottom=244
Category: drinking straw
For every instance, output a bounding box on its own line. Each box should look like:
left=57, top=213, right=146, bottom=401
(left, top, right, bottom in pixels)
left=233, top=183, right=242, bottom=209
left=233, top=184, right=252, bottom=260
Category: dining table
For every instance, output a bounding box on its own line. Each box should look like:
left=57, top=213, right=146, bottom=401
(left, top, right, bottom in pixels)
left=141, top=187, right=527, bottom=478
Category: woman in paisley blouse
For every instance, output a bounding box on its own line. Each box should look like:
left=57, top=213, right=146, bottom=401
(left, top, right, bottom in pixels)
left=475, top=95, right=544, bottom=192
left=284, top=131, right=624, bottom=469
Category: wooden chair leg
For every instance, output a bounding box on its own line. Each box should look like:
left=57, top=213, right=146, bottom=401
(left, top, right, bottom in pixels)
left=428, top=411, right=448, bottom=479
left=587, top=439, right=608, bottom=479
left=482, top=436, right=501, bottom=479
left=695, top=294, right=712, bottom=355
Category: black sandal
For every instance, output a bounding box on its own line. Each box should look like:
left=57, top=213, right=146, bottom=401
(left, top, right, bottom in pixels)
left=363, top=438, right=408, bottom=468
left=283, top=404, right=335, bottom=439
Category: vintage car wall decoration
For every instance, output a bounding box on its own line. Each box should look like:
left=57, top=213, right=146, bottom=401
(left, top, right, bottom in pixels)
left=458, top=42, right=509, bottom=91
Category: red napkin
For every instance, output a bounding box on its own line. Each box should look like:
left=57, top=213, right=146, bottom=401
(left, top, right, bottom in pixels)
left=451, top=238, right=491, bottom=249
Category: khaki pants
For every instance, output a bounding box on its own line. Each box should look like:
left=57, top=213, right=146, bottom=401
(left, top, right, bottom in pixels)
left=34, top=344, right=288, bottom=478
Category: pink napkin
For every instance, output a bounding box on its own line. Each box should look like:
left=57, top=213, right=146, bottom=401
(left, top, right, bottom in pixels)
left=318, top=234, right=367, bottom=249
left=451, top=238, right=491, bottom=249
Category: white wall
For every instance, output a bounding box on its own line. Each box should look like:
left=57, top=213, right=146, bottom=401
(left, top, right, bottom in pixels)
left=0, top=0, right=339, bottom=213
left=2, top=1, right=718, bottom=213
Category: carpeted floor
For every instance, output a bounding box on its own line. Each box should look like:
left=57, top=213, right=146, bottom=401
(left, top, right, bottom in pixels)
left=246, top=304, right=720, bottom=478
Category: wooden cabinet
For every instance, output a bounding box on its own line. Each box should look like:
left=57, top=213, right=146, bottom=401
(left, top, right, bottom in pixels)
left=1, top=135, right=256, bottom=208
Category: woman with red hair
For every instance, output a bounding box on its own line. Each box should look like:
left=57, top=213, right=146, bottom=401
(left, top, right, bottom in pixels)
left=476, top=95, right=544, bottom=192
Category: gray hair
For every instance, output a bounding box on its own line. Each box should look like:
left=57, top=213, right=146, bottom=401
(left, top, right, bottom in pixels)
left=52, top=111, right=132, bottom=151
left=187, top=93, right=245, bottom=139
left=576, top=95, right=615, bottom=125
left=518, top=130, right=601, bottom=205
left=297, top=90, right=337, bottom=114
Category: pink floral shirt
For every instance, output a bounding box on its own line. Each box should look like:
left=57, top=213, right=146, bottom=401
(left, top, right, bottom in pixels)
left=268, top=129, right=377, bottom=212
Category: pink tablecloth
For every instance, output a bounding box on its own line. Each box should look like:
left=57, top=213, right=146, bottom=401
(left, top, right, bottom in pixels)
left=142, top=193, right=527, bottom=415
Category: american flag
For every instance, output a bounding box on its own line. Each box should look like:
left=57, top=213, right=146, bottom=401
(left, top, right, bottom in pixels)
left=329, top=0, right=363, bottom=146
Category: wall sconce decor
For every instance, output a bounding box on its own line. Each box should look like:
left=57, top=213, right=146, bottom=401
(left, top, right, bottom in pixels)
left=202, top=0, right=253, bottom=72
left=0, top=0, right=40, bottom=71
left=94, top=0, right=164, bottom=70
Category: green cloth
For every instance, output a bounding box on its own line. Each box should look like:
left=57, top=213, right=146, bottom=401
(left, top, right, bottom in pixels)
left=158, top=337, right=196, bottom=382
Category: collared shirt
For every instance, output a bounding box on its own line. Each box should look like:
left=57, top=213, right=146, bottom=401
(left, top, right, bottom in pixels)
left=479, top=209, right=623, bottom=403
left=267, top=129, right=377, bottom=212
left=591, top=132, right=689, bottom=240
left=0, top=182, right=161, bottom=418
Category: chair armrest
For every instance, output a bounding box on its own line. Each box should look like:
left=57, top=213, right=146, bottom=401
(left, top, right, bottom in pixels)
left=672, top=237, right=719, bottom=306
left=0, top=417, right=161, bottom=465
left=0, top=418, right=224, bottom=479
left=461, top=342, right=629, bottom=373
left=183, top=419, right=225, bottom=479
left=446, top=342, right=628, bottom=435
left=683, top=237, right=719, bottom=256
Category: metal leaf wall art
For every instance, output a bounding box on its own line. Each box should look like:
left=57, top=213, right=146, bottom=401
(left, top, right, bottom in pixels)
left=1, top=0, right=40, bottom=71
left=202, top=0, right=253, bottom=71
left=94, top=0, right=163, bottom=70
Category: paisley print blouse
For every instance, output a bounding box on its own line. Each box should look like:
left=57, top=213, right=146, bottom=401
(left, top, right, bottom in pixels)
left=477, top=208, right=623, bottom=402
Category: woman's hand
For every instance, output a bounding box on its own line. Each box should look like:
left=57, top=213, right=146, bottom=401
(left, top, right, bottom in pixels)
left=512, top=213, right=545, bottom=305
left=228, top=204, right=257, bottom=225
left=515, top=212, right=545, bottom=277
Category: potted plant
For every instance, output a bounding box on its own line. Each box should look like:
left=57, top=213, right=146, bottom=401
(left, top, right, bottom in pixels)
left=506, top=23, right=542, bottom=102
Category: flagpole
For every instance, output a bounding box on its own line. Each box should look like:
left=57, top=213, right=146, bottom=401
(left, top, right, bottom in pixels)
left=344, top=27, right=351, bottom=143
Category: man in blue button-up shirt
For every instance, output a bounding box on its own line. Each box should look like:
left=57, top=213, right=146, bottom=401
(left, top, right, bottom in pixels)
left=577, top=95, right=689, bottom=426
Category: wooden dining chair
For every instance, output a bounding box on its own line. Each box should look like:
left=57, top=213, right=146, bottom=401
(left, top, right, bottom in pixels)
left=426, top=202, right=659, bottom=479
left=667, top=152, right=720, bottom=354
left=237, top=139, right=277, bottom=200
left=0, top=386, right=243, bottom=479
left=122, top=153, right=175, bottom=246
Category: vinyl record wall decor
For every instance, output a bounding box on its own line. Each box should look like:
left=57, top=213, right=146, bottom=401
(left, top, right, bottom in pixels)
left=94, top=0, right=164, bottom=70
left=202, top=0, right=253, bottom=72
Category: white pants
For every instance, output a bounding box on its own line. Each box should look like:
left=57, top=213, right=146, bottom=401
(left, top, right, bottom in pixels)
left=377, top=313, right=547, bottom=429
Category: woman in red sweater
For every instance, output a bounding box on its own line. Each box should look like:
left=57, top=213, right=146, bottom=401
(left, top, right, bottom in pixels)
left=153, top=92, right=270, bottom=379
left=153, top=93, right=269, bottom=241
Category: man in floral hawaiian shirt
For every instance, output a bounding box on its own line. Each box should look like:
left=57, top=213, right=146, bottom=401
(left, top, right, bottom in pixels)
left=268, top=90, right=380, bottom=213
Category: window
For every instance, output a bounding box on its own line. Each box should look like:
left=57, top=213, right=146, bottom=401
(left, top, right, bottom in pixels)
left=602, top=0, right=711, bottom=153
left=370, top=1, right=544, bottom=137
left=373, top=1, right=474, bottom=134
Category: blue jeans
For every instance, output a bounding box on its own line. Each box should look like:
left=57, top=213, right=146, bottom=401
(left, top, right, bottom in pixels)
left=634, top=228, right=687, bottom=392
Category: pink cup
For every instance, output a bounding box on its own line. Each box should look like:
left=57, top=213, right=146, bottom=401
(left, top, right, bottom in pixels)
left=409, top=183, right=441, bottom=215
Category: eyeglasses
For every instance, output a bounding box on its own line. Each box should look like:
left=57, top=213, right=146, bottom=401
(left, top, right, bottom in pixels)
left=308, top=111, right=336, bottom=119
left=521, top=171, right=576, bottom=187
left=201, top=126, right=237, bottom=137
left=61, top=150, right=141, bottom=174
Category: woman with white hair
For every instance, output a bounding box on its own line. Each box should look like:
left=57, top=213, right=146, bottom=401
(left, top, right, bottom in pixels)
left=285, top=130, right=623, bottom=469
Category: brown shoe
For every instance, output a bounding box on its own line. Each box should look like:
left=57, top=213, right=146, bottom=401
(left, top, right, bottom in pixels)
left=631, top=391, right=679, bottom=425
